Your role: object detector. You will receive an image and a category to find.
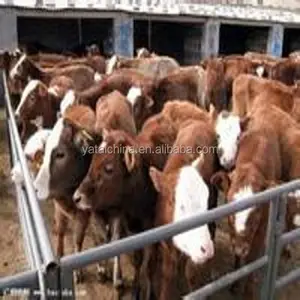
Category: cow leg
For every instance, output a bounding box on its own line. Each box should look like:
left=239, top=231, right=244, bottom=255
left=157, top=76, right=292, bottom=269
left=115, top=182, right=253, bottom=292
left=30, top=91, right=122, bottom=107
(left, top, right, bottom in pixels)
left=73, top=209, right=90, bottom=284
left=159, top=246, right=178, bottom=300
left=138, top=246, right=153, bottom=300
left=54, top=205, right=69, bottom=257
left=242, top=243, right=263, bottom=299
left=90, top=214, right=111, bottom=283
left=110, top=216, right=124, bottom=290
left=131, top=249, right=144, bottom=300
left=230, top=255, right=241, bottom=294
left=185, top=259, right=196, bottom=292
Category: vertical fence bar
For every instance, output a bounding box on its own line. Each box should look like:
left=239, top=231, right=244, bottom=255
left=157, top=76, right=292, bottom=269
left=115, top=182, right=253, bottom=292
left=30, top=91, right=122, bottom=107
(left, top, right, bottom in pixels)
left=260, top=196, right=279, bottom=300
left=60, top=267, right=75, bottom=299
left=261, top=195, right=287, bottom=300
left=267, top=195, right=287, bottom=300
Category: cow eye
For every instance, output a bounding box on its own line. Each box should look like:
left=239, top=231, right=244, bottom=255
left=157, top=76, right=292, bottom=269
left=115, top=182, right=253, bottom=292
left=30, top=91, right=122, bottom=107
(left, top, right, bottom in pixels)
left=104, top=163, right=113, bottom=174
left=55, top=150, right=65, bottom=159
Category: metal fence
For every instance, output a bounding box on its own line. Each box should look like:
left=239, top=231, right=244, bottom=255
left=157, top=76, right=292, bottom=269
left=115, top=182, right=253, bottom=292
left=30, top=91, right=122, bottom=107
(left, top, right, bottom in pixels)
left=2, top=69, right=300, bottom=299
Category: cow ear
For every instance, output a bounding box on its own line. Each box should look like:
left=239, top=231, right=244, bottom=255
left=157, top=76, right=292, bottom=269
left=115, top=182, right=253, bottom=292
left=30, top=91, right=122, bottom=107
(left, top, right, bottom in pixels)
left=145, top=95, right=154, bottom=108
left=33, top=149, right=44, bottom=164
left=149, top=166, right=162, bottom=192
left=2, top=51, right=11, bottom=71
left=240, top=116, right=250, bottom=131
left=124, top=146, right=136, bottom=172
left=209, top=104, right=218, bottom=121
left=210, top=171, right=230, bottom=194
left=73, top=129, right=96, bottom=154
left=30, top=115, right=43, bottom=130
left=38, top=83, right=48, bottom=97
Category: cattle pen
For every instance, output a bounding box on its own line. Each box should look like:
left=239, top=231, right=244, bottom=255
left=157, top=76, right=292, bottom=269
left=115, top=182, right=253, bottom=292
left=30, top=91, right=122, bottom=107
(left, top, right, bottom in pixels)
left=2, top=1, right=300, bottom=300
left=1, top=70, right=300, bottom=299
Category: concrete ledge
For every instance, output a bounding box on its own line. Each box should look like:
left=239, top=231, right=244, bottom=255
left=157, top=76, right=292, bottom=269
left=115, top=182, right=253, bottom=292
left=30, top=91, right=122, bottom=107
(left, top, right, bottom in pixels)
left=1, top=2, right=300, bottom=24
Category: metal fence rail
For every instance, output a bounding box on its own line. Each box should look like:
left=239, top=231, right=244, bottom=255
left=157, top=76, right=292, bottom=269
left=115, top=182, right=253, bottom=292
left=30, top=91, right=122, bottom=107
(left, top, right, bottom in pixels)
left=1, top=71, right=64, bottom=299
left=2, top=70, right=300, bottom=299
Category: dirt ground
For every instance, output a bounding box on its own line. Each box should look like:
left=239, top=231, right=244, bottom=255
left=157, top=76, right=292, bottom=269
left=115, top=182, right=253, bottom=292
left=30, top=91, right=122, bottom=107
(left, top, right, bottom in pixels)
left=1, top=108, right=300, bottom=300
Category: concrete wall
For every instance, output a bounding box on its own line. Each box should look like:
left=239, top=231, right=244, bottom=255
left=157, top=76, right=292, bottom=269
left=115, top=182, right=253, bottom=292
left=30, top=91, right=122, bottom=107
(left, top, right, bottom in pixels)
left=184, top=26, right=203, bottom=64
left=0, top=11, right=18, bottom=51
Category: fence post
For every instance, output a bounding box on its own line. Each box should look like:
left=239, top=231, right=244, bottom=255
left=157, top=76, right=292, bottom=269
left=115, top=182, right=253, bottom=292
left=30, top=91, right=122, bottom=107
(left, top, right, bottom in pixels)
left=59, top=267, right=75, bottom=299
left=261, top=195, right=287, bottom=300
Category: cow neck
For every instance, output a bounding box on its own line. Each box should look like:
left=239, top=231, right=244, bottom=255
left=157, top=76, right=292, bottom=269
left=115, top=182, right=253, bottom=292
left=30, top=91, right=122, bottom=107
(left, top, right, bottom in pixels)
left=42, top=95, right=58, bottom=128
left=122, top=159, right=156, bottom=230
left=27, top=60, right=51, bottom=84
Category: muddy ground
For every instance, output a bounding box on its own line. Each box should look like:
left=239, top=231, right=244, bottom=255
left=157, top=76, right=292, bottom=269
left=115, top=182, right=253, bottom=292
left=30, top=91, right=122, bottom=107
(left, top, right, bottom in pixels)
left=0, top=108, right=300, bottom=300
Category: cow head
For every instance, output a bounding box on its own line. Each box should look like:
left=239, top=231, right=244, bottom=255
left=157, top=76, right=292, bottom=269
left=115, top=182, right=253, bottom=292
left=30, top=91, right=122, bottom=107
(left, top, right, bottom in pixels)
left=149, top=154, right=215, bottom=265
left=136, top=48, right=151, bottom=58
left=48, top=76, right=75, bottom=100
left=126, top=86, right=154, bottom=131
left=215, top=111, right=249, bottom=170
left=106, top=55, right=120, bottom=75
left=2, top=50, right=24, bottom=95
left=9, top=53, right=33, bottom=82
left=211, top=167, right=272, bottom=259
left=34, top=106, right=98, bottom=200
left=73, top=129, right=141, bottom=211
left=15, top=80, right=49, bottom=123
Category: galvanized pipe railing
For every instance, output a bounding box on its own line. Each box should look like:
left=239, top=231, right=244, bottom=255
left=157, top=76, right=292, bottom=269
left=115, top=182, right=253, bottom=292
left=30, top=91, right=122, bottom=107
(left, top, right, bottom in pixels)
left=3, top=72, right=57, bottom=273
left=1, top=72, right=61, bottom=299
left=7, top=119, right=47, bottom=299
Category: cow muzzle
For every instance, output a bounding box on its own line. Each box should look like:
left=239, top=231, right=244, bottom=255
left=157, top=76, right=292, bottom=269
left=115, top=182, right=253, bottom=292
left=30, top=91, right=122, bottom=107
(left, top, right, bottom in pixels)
left=234, top=242, right=250, bottom=259
left=73, top=190, right=92, bottom=210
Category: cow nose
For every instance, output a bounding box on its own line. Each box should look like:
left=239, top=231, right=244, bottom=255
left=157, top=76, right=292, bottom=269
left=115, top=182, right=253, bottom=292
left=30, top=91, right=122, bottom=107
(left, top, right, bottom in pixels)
left=200, top=246, right=206, bottom=254
left=217, top=147, right=223, bottom=158
left=73, top=190, right=82, bottom=204
left=235, top=244, right=248, bottom=258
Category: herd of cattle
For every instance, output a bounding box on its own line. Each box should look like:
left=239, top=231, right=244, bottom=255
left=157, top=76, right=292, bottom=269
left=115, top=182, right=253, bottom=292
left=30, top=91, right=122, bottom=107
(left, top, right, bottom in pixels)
left=3, top=45, right=300, bottom=299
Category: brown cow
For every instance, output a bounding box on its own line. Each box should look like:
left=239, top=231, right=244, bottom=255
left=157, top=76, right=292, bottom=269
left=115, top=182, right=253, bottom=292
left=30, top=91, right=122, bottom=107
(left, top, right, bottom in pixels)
left=9, top=54, right=96, bottom=92
left=211, top=111, right=282, bottom=299
left=48, top=75, right=76, bottom=100
left=215, top=75, right=300, bottom=170
left=231, top=74, right=300, bottom=119
left=149, top=118, right=218, bottom=299
left=95, top=90, right=137, bottom=135
left=135, top=100, right=216, bottom=170
left=270, top=58, right=300, bottom=85
left=212, top=104, right=300, bottom=298
left=67, top=68, right=155, bottom=111
left=15, top=80, right=60, bottom=141
left=106, top=54, right=180, bottom=79
left=72, top=128, right=158, bottom=297
left=153, top=66, right=207, bottom=112
left=53, top=55, right=106, bottom=74
left=204, top=56, right=264, bottom=111
left=33, top=105, right=100, bottom=282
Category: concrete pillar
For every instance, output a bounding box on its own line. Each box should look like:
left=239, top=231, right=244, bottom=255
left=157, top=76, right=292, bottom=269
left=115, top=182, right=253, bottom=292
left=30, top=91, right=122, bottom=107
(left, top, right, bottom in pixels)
left=201, top=19, right=220, bottom=59
left=0, top=10, right=17, bottom=107
left=267, top=24, right=284, bottom=57
left=0, top=10, right=18, bottom=51
left=113, top=14, right=134, bottom=57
